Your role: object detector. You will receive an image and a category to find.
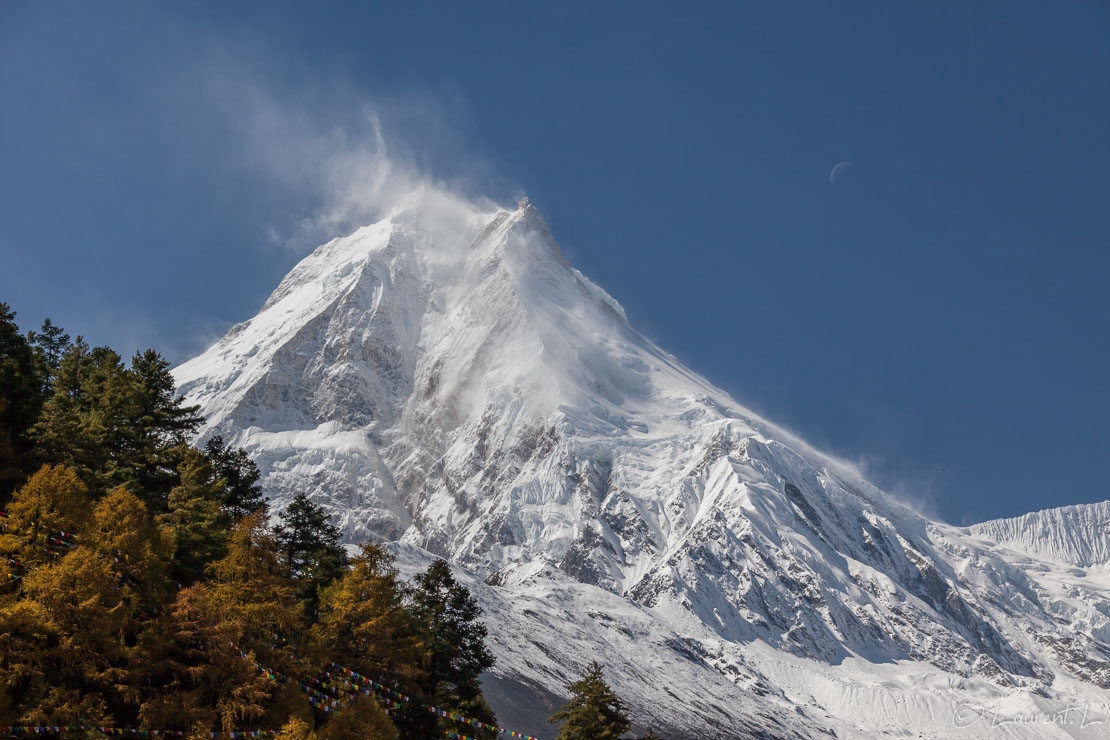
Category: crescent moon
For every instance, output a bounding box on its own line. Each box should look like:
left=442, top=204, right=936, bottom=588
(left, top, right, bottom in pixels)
left=830, top=161, right=853, bottom=184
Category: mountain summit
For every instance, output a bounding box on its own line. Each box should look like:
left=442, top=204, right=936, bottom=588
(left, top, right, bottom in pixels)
left=175, top=189, right=1110, bottom=738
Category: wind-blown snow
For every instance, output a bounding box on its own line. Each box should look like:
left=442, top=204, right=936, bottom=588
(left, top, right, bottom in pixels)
left=174, top=187, right=1110, bottom=739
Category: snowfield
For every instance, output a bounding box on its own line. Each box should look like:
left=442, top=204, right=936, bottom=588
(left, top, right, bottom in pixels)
left=174, top=187, right=1110, bottom=739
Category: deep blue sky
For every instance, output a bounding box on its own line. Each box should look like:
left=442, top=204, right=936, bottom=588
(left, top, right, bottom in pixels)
left=2, top=2, right=1108, bottom=524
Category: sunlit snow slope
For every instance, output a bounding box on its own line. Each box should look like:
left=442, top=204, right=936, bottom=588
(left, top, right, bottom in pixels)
left=175, top=188, right=1110, bottom=739
left=970, top=501, right=1110, bottom=568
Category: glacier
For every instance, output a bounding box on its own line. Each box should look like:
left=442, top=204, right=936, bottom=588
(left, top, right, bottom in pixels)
left=174, top=186, right=1110, bottom=739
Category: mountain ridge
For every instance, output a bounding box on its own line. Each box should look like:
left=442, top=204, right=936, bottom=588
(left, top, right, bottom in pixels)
left=971, top=500, right=1110, bottom=567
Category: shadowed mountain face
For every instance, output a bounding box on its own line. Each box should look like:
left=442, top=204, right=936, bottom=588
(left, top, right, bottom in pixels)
left=175, top=187, right=1110, bottom=738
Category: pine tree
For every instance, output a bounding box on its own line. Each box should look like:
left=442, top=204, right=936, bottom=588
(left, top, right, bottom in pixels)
left=548, top=661, right=631, bottom=740
left=0, top=304, right=46, bottom=497
left=411, top=560, right=496, bottom=692
left=26, top=317, right=70, bottom=392
left=32, top=341, right=130, bottom=489
left=122, top=350, right=203, bottom=506
left=204, top=435, right=267, bottom=519
left=401, top=559, right=497, bottom=738
left=274, top=493, right=348, bottom=617
left=30, top=343, right=201, bottom=507
left=0, top=314, right=363, bottom=736
left=0, top=309, right=527, bottom=738
left=129, top=350, right=203, bottom=443
left=157, top=447, right=229, bottom=585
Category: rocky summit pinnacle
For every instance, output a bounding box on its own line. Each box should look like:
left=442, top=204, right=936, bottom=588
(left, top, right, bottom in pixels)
left=174, top=186, right=1110, bottom=739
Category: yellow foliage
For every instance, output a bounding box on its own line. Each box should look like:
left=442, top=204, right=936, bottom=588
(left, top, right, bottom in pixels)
left=315, top=543, right=426, bottom=684
left=0, top=565, right=117, bottom=726
left=206, top=512, right=303, bottom=642
left=2, top=465, right=91, bottom=561
left=22, top=546, right=117, bottom=634
left=319, top=694, right=397, bottom=740
left=91, top=485, right=169, bottom=604
left=0, top=326, right=507, bottom=737
left=275, top=715, right=317, bottom=740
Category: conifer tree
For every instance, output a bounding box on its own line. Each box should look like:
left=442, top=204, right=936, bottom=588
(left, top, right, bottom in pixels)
left=135, top=586, right=218, bottom=734
left=13, top=487, right=166, bottom=728
left=206, top=511, right=303, bottom=645
left=31, top=343, right=201, bottom=507
left=401, top=559, right=497, bottom=738
left=0, top=304, right=46, bottom=496
left=318, top=694, right=397, bottom=740
left=142, top=581, right=301, bottom=735
left=0, top=506, right=116, bottom=727
left=158, top=447, right=229, bottom=585
left=274, top=493, right=347, bottom=616
left=138, top=579, right=302, bottom=736
left=0, top=598, right=100, bottom=725
left=129, top=350, right=203, bottom=443
left=0, top=600, right=115, bottom=728
left=1, top=464, right=92, bottom=568
left=122, top=349, right=203, bottom=505
left=548, top=661, right=631, bottom=740
left=315, top=543, right=425, bottom=682
left=26, top=317, right=70, bottom=387
left=88, top=485, right=170, bottom=610
left=204, top=435, right=267, bottom=519
left=32, top=341, right=131, bottom=489
left=0, top=307, right=511, bottom=738
left=411, top=559, right=496, bottom=692
left=4, top=463, right=91, bottom=535
left=158, top=513, right=306, bottom=733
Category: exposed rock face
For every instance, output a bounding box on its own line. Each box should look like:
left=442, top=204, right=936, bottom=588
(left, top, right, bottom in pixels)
left=175, top=187, right=1110, bottom=739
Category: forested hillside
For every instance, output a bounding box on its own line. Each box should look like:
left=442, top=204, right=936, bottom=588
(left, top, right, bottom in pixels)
left=0, top=303, right=504, bottom=739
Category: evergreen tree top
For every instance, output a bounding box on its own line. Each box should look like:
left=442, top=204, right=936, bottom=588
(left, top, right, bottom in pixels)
left=549, top=661, right=631, bottom=740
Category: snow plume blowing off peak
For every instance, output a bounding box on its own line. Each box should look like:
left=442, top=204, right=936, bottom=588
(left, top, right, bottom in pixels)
left=247, top=108, right=507, bottom=253
left=175, top=175, right=1110, bottom=738
left=186, top=55, right=512, bottom=255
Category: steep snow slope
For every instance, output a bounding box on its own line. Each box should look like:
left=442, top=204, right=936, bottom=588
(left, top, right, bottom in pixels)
left=175, top=188, right=1110, bottom=738
left=970, top=501, right=1110, bottom=567
left=393, top=542, right=1110, bottom=740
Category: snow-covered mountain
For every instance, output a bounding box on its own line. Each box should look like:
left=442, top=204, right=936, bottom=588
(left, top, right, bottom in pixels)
left=174, top=188, right=1110, bottom=739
